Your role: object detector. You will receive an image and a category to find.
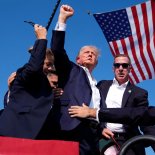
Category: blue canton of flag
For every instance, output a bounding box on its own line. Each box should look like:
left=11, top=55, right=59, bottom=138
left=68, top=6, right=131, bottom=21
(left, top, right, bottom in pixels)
left=94, top=0, right=155, bottom=84
left=96, top=9, right=132, bottom=42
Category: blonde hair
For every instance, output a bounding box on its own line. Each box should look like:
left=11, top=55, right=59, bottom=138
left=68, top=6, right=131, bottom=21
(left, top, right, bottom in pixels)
left=77, top=45, right=101, bottom=58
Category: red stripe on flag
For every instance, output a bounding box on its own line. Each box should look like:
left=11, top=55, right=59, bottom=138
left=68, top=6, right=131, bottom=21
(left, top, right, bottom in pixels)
left=129, top=76, right=135, bottom=84
left=112, top=41, right=120, bottom=55
left=151, top=0, right=155, bottom=47
left=121, top=39, right=139, bottom=83
left=129, top=36, right=145, bottom=80
left=141, top=2, right=155, bottom=75
left=131, top=5, right=152, bottom=79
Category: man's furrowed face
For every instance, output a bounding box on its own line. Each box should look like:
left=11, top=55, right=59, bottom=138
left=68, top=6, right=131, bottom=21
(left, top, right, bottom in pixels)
left=113, top=56, right=131, bottom=85
left=43, top=56, right=55, bottom=75
left=76, top=47, right=98, bottom=70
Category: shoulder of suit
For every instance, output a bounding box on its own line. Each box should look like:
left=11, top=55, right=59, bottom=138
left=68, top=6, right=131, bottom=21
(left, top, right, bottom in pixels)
left=97, top=80, right=112, bottom=87
left=130, top=83, right=148, bottom=94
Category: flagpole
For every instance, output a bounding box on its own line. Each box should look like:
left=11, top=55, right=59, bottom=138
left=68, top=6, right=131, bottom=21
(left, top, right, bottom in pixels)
left=46, top=0, right=61, bottom=31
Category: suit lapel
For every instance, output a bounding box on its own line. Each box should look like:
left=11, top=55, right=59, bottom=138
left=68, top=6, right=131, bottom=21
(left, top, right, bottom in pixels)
left=102, top=81, right=113, bottom=99
left=122, top=82, right=133, bottom=107
left=99, top=80, right=113, bottom=108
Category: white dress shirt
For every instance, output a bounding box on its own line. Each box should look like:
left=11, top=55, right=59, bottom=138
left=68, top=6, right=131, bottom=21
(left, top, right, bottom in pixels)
left=105, top=78, right=129, bottom=133
left=81, top=66, right=100, bottom=111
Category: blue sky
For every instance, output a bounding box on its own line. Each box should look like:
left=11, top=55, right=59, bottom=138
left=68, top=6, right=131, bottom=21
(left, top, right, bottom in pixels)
left=0, top=0, right=154, bottom=154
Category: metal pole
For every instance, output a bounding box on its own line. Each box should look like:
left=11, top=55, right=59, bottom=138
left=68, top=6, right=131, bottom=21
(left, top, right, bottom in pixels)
left=46, top=0, right=61, bottom=31
left=24, top=0, right=61, bottom=31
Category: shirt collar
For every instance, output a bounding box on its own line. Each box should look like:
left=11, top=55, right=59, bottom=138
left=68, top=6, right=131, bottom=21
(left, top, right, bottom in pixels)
left=113, top=78, right=129, bottom=88
left=81, top=66, right=97, bottom=85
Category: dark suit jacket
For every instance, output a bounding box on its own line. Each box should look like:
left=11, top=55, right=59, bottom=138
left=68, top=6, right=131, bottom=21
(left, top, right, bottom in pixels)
left=97, top=80, right=155, bottom=154
left=99, top=106, right=155, bottom=126
left=51, top=30, right=104, bottom=131
left=0, top=39, right=53, bottom=139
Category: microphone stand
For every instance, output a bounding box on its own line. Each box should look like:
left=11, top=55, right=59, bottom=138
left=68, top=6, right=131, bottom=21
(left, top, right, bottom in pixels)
left=46, top=0, right=61, bottom=31
left=24, top=0, right=61, bottom=31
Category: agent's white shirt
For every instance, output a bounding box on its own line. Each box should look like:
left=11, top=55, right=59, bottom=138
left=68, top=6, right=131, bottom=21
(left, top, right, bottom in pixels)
left=105, top=78, right=129, bottom=133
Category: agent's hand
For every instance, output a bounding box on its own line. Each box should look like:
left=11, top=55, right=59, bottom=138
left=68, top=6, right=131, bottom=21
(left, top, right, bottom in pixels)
left=68, top=103, right=97, bottom=118
left=53, top=88, right=63, bottom=99
left=34, top=24, right=47, bottom=39
left=58, top=4, right=74, bottom=23
left=102, top=128, right=114, bottom=139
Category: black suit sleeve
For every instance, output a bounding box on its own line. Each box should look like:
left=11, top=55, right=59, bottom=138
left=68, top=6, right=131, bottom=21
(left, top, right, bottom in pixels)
left=50, top=30, right=72, bottom=88
left=98, top=106, right=155, bottom=126
left=17, top=39, right=47, bottom=81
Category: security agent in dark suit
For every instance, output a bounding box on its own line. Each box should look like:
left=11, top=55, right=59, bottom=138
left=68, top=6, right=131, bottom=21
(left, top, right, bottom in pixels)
left=97, top=54, right=155, bottom=155
left=69, top=54, right=155, bottom=155
left=0, top=24, right=55, bottom=139
left=48, top=4, right=103, bottom=155
left=3, top=47, right=56, bottom=108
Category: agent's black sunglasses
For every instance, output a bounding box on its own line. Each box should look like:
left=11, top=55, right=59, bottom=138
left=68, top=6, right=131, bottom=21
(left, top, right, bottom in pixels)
left=113, top=63, right=130, bottom=69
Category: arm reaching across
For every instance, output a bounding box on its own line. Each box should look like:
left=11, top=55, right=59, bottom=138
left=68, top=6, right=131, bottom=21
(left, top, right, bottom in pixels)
left=69, top=105, right=155, bottom=126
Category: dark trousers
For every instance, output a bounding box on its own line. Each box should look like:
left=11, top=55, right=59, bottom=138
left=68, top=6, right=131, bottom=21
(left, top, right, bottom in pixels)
left=36, top=110, right=100, bottom=155
left=59, top=120, right=100, bottom=155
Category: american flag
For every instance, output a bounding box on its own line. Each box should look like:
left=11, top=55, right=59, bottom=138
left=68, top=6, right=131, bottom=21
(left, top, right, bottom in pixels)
left=94, top=0, right=155, bottom=84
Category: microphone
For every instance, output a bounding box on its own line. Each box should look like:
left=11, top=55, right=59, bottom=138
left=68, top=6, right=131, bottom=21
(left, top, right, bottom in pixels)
left=24, top=20, right=35, bottom=27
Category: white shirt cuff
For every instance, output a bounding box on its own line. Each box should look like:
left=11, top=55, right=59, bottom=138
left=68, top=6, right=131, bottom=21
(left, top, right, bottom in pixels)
left=96, top=108, right=100, bottom=122
left=55, top=22, right=66, bottom=31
